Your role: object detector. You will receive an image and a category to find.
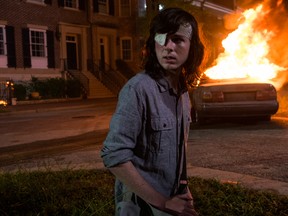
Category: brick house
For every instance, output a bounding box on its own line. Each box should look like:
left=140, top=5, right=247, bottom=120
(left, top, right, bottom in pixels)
left=0, top=0, right=148, bottom=98
left=0, top=0, right=238, bottom=99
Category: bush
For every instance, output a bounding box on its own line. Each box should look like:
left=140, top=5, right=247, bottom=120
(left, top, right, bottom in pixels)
left=45, top=78, right=66, bottom=99
left=13, top=83, right=27, bottom=101
left=26, top=77, right=82, bottom=99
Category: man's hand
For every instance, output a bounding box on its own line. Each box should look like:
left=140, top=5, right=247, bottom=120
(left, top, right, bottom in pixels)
left=164, top=192, right=198, bottom=216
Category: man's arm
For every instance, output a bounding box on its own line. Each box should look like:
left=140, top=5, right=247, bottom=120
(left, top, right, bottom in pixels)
left=109, top=161, right=167, bottom=209
left=109, top=161, right=198, bottom=215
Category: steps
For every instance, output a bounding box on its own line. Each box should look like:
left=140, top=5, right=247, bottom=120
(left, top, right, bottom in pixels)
left=83, top=71, right=116, bottom=98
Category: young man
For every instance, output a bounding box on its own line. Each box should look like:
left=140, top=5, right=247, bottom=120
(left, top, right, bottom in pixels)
left=101, top=7, right=205, bottom=216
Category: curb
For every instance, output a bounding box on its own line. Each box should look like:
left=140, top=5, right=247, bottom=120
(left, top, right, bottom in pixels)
left=0, top=98, right=95, bottom=116
left=187, top=166, right=288, bottom=196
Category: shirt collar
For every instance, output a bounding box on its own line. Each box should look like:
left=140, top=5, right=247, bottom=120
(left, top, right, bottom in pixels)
left=156, top=74, right=188, bottom=95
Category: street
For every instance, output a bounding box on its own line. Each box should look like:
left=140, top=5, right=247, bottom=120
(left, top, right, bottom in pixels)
left=0, top=99, right=288, bottom=184
left=189, top=117, right=288, bottom=182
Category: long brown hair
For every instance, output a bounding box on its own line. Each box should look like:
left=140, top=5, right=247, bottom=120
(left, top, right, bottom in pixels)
left=144, top=7, right=205, bottom=87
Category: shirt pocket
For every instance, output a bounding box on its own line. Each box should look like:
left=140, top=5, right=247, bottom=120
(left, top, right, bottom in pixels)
left=149, top=117, right=174, bottom=153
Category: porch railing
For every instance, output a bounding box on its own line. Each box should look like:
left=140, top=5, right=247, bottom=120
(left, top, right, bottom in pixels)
left=92, top=61, right=127, bottom=95
left=61, top=59, right=90, bottom=97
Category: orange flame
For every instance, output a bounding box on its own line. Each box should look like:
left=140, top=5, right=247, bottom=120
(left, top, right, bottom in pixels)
left=204, top=3, right=287, bottom=89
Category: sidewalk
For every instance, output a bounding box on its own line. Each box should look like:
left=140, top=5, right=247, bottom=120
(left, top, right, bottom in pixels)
left=1, top=99, right=288, bottom=197
left=1, top=98, right=113, bottom=115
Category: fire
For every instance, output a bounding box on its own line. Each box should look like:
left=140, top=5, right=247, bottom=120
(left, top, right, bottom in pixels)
left=0, top=100, right=7, bottom=106
left=204, top=2, right=287, bottom=88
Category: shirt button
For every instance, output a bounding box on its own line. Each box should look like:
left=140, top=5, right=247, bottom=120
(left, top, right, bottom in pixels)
left=163, top=123, right=167, bottom=128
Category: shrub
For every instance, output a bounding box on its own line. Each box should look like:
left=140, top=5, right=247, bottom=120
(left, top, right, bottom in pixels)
left=45, top=78, right=66, bottom=99
left=13, top=83, right=27, bottom=101
left=24, top=77, right=82, bottom=99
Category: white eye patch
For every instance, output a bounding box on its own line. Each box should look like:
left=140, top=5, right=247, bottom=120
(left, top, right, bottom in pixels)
left=154, top=23, right=192, bottom=46
left=154, top=33, right=167, bottom=46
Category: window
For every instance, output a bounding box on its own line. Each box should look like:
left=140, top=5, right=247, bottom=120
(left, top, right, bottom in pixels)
left=98, top=0, right=108, bottom=14
left=120, top=0, right=131, bottom=17
left=65, top=0, right=78, bottom=9
left=0, top=25, right=7, bottom=68
left=121, top=38, right=132, bottom=61
left=26, top=0, right=45, bottom=4
left=22, top=27, right=54, bottom=68
left=30, top=30, right=46, bottom=57
left=30, top=29, right=48, bottom=68
left=59, top=0, right=85, bottom=11
left=138, top=0, right=146, bottom=17
left=26, top=0, right=52, bottom=5
left=0, top=26, right=5, bottom=55
left=93, top=0, right=114, bottom=15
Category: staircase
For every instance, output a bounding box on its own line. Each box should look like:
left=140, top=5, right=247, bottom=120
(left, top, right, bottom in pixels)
left=65, top=70, right=115, bottom=99
left=66, top=61, right=132, bottom=98
left=90, top=62, right=128, bottom=97
left=83, top=71, right=115, bottom=98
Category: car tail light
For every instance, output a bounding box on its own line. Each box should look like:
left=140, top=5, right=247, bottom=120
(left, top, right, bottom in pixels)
left=256, top=88, right=277, bottom=101
left=202, top=91, right=212, bottom=102
left=202, top=91, right=224, bottom=102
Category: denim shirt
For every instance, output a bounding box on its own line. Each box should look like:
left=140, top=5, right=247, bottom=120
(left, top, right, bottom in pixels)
left=101, top=72, right=191, bottom=199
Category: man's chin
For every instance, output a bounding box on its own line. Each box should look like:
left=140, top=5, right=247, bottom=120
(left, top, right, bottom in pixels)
left=163, top=64, right=179, bottom=71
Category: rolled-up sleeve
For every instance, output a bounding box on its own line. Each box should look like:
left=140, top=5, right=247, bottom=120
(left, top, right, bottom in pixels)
left=101, top=83, right=142, bottom=168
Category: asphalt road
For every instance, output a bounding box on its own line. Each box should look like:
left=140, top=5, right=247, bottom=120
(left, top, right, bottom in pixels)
left=0, top=99, right=288, bottom=188
left=189, top=117, right=288, bottom=183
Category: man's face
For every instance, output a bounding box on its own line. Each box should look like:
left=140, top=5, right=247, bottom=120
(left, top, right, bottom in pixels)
left=155, top=24, right=191, bottom=72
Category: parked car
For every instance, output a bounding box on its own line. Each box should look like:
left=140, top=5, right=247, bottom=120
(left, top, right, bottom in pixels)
left=190, top=80, right=279, bottom=124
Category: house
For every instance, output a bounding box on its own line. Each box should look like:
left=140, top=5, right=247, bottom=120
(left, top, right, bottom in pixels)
left=0, top=0, right=146, bottom=99
left=0, top=0, right=238, bottom=100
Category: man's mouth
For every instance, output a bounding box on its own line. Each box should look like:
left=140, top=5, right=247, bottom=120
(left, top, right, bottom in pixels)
left=163, top=56, right=176, bottom=60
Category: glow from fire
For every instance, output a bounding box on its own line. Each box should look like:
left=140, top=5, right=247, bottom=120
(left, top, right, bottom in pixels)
left=205, top=4, right=286, bottom=87
left=0, top=100, right=7, bottom=106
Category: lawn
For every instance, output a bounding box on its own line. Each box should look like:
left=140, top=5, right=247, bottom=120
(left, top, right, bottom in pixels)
left=0, top=169, right=287, bottom=216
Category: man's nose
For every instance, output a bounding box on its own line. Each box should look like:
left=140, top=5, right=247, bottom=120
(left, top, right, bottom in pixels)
left=164, top=39, right=174, bottom=50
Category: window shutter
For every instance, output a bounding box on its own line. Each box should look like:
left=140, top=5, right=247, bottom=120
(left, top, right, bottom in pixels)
left=22, top=28, right=31, bottom=68
left=109, top=0, right=114, bottom=15
left=6, top=26, right=16, bottom=68
left=93, top=0, right=98, bottom=13
left=46, top=30, right=55, bottom=68
left=58, top=0, right=64, bottom=7
left=79, top=0, right=86, bottom=11
left=44, top=0, right=52, bottom=5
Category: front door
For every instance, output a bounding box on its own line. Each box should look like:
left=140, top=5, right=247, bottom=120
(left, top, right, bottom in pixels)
left=66, top=35, right=78, bottom=70
left=99, top=37, right=109, bottom=71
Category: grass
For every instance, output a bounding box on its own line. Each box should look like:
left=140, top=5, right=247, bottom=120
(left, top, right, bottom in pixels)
left=0, top=169, right=287, bottom=216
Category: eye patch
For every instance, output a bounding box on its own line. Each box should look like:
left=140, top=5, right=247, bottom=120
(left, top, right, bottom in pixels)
left=154, top=33, right=167, bottom=46
left=154, top=23, right=192, bottom=46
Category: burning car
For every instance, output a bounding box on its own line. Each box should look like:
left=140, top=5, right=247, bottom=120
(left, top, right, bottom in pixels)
left=190, top=80, right=279, bottom=124
left=189, top=1, right=287, bottom=123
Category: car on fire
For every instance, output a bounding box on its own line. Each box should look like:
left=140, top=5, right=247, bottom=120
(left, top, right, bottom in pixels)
left=190, top=79, right=279, bottom=124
